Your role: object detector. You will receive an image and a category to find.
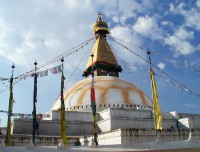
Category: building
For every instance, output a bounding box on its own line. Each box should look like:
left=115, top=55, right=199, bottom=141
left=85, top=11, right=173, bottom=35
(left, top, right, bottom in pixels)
left=4, top=13, right=200, bottom=146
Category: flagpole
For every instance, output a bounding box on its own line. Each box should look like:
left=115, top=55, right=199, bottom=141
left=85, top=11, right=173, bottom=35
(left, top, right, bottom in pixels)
left=6, top=63, right=15, bottom=146
left=147, top=50, right=162, bottom=136
left=60, top=57, right=67, bottom=146
left=90, top=54, right=98, bottom=146
left=32, top=60, right=37, bottom=145
left=147, top=50, right=151, bottom=66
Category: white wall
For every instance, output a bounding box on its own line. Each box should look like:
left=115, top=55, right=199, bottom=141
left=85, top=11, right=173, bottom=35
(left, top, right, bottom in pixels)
left=97, top=119, right=111, bottom=132
left=51, top=110, right=94, bottom=122
left=99, top=108, right=152, bottom=120
left=99, top=108, right=163, bottom=133
left=178, top=118, right=193, bottom=129
left=12, top=119, right=94, bottom=136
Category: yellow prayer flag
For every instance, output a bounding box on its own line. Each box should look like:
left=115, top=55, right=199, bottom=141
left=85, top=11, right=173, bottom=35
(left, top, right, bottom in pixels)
left=150, top=67, right=162, bottom=130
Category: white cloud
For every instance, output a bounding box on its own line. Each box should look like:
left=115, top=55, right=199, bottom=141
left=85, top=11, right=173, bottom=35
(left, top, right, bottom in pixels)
left=196, top=0, right=200, bottom=7
left=164, top=26, right=197, bottom=56
left=158, top=63, right=165, bottom=70
left=0, top=0, right=97, bottom=67
left=184, top=103, right=195, bottom=109
left=110, top=26, right=141, bottom=44
left=164, top=35, right=196, bottom=55
left=0, top=0, right=156, bottom=67
left=169, top=2, right=200, bottom=30
left=103, top=0, right=154, bottom=25
left=133, top=15, right=163, bottom=40
left=110, top=26, right=146, bottom=65
left=169, top=3, right=175, bottom=12
left=176, top=27, right=194, bottom=40
left=0, top=0, right=160, bottom=71
left=161, top=21, right=174, bottom=27
left=64, top=0, right=94, bottom=11
left=44, top=34, right=62, bottom=48
left=183, top=10, right=200, bottom=30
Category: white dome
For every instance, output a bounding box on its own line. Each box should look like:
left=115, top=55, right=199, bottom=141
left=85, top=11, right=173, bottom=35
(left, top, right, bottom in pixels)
left=52, top=76, right=153, bottom=111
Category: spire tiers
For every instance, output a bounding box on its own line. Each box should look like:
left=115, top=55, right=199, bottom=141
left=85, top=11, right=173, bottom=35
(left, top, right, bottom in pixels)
left=83, top=13, right=122, bottom=77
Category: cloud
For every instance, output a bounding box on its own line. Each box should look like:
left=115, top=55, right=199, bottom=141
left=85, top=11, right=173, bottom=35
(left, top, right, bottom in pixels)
left=0, top=0, right=156, bottom=68
left=183, top=103, right=195, bottom=109
left=0, top=0, right=160, bottom=71
left=161, top=21, right=174, bottom=27
left=110, top=26, right=141, bottom=45
left=104, top=0, right=154, bottom=25
left=164, top=36, right=195, bottom=55
left=164, top=27, right=197, bottom=55
left=158, top=63, right=165, bottom=70
left=169, top=2, right=200, bottom=30
left=176, top=27, right=194, bottom=40
left=110, top=25, right=146, bottom=65
left=196, top=0, right=200, bottom=7
left=0, top=0, right=97, bottom=68
left=133, top=15, right=163, bottom=40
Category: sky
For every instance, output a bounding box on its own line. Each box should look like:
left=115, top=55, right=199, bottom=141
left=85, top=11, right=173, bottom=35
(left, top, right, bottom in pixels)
left=0, top=0, right=200, bottom=127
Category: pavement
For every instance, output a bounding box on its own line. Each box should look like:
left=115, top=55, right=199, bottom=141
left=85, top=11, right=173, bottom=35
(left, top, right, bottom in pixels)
left=1, top=140, right=200, bottom=152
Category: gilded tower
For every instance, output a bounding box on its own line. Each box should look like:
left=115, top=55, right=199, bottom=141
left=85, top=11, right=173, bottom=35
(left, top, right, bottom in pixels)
left=82, top=13, right=122, bottom=77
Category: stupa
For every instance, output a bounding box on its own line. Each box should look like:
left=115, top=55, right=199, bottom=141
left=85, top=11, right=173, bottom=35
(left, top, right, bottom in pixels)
left=52, top=12, right=152, bottom=112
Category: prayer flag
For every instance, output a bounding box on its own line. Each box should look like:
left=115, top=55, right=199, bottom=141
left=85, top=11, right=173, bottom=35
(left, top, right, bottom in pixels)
left=44, top=70, right=48, bottom=76
left=30, top=72, right=39, bottom=77
left=51, top=65, right=62, bottom=74
left=13, top=113, right=18, bottom=117
left=33, top=73, right=38, bottom=103
left=44, top=114, right=51, bottom=118
left=58, top=65, right=62, bottom=73
left=0, top=77, right=9, bottom=81
left=51, top=67, right=58, bottom=74
left=40, top=70, right=48, bottom=77
left=90, top=66, right=98, bottom=145
left=40, top=71, right=44, bottom=77
left=150, top=67, right=162, bottom=130
left=39, top=114, right=44, bottom=119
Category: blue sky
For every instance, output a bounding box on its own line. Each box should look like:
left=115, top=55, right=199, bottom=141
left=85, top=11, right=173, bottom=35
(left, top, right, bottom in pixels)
left=0, top=0, right=200, bottom=127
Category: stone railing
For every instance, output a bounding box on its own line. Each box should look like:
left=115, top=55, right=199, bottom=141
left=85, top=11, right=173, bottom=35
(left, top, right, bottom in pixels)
left=79, top=128, right=200, bottom=146
left=120, top=128, right=200, bottom=143
left=0, top=135, right=80, bottom=146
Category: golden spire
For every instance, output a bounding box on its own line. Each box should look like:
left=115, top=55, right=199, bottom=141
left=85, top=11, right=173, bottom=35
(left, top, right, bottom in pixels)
left=93, top=12, right=110, bottom=35
left=83, top=13, right=122, bottom=77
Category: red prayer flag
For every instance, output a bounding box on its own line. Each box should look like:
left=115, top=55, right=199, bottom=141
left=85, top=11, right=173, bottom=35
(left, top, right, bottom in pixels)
left=91, top=88, right=96, bottom=103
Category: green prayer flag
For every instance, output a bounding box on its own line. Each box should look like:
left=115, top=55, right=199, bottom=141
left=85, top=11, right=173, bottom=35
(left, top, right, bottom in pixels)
left=6, top=76, right=14, bottom=146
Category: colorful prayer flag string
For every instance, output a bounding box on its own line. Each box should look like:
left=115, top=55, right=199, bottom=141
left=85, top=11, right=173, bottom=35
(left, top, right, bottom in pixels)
left=0, top=110, right=51, bottom=118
